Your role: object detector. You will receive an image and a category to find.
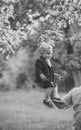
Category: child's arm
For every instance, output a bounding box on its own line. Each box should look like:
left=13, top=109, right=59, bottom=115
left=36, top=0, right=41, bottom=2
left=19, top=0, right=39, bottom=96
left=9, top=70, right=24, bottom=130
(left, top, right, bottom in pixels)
left=35, top=60, right=43, bottom=76
left=35, top=60, right=47, bottom=81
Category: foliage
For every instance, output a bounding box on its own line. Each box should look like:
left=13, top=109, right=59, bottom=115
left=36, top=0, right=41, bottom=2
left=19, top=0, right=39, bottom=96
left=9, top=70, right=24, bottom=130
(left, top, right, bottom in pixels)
left=0, top=4, right=27, bottom=60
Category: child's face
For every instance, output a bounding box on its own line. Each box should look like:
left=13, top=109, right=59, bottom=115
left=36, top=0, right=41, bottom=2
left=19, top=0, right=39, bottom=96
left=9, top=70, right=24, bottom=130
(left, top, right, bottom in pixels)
left=42, top=50, right=52, bottom=59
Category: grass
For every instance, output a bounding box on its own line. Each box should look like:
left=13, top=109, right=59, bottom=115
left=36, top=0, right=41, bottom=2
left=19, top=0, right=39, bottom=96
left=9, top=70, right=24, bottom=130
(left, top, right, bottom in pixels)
left=0, top=89, right=73, bottom=130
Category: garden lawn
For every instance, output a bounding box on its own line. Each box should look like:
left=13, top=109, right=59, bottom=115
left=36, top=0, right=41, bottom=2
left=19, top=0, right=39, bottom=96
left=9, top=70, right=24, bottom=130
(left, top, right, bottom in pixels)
left=0, top=89, right=73, bottom=130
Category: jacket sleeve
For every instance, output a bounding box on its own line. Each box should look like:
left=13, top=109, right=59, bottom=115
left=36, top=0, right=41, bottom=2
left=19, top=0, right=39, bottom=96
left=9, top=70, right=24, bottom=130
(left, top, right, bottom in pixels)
left=35, top=59, right=43, bottom=76
left=62, top=90, right=73, bottom=107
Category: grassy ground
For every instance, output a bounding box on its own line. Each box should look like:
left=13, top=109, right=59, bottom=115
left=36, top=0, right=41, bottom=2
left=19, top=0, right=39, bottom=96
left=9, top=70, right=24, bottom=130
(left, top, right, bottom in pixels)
left=0, top=89, right=73, bottom=130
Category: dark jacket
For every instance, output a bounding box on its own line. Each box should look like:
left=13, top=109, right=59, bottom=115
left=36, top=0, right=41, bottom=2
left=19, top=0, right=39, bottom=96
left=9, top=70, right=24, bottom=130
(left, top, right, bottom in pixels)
left=35, top=56, right=54, bottom=85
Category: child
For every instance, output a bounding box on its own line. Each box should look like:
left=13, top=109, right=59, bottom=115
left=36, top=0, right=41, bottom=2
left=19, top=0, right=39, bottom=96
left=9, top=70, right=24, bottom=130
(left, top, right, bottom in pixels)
left=52, top=86, right=81, bottom=130
left=35, top=43, right=61, bottom=108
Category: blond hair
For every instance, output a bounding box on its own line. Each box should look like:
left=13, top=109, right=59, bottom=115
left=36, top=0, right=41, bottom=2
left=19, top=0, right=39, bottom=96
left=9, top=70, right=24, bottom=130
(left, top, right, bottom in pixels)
left=38, top=43, right=53, bottom=55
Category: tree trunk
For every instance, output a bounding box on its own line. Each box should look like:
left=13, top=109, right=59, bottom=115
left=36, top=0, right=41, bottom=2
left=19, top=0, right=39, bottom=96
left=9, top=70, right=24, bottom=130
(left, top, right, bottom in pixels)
left=72, top=71, right=81, bottom=87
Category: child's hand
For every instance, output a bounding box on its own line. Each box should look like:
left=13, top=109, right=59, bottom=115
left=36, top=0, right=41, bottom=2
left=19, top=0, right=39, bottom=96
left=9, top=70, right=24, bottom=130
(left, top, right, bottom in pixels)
left=40, top=74, right=47, bottom=81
